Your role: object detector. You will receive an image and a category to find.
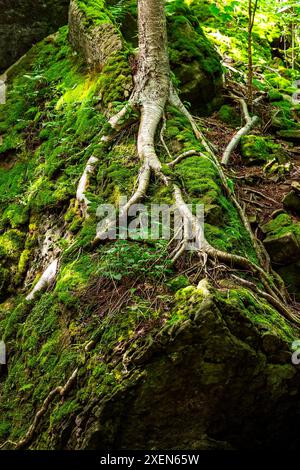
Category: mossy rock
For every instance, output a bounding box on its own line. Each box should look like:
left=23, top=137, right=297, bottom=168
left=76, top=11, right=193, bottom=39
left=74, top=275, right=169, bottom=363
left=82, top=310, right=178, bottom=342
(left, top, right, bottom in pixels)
left=0, top=229, right=25, bottom=261
left=168, top=13, right=223, bottom=114
left=263, top=231, right=300, bottom=265
left=261, top=213, right=300, bottom=265
left=283, top=191, right=300, bottom=216
left=68, top=0, right=123, bottom=70
left=268, top=89, right=283, bottom=102
left=217, top=104, right=240, bottom=127
left=240, top=135, right=286, bottom=166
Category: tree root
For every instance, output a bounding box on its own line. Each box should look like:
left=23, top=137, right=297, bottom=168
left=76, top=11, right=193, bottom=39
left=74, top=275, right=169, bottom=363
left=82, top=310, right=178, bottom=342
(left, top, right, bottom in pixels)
left=172, top=184, right=297, bottom=321
left=26, top=258, right=59, bottom=301
left=230, top=274, right=300, bottom=325
left=169, top=91, right=270, bottom=272
left=221, top=97, right=258, bottom=165
left=167, top=149, right=200, bottom=167
left=0, top=368, right=78, bottom=450
left=76, top=155, right=99, bottom=217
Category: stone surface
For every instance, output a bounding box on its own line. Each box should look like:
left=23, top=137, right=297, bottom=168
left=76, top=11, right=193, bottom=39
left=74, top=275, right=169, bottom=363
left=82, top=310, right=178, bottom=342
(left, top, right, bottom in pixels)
left=240, top=135, right=272, bottom=166
left=62, top=290, right=300, bottom=451
left=68, top=0, right=123, bottom=70
left=263, top=231, right=300, bottom=265
left=283, top=191, right=300, bottom=216
left=0, top=0, right=70, bottom=72
left=168, top=19, right=223, bottom=114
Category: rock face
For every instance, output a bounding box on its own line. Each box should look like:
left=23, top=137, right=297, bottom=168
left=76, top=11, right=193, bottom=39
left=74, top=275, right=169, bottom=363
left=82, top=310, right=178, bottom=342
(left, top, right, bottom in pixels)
left=262, top=213, right=300, bottom=299
left=68, top=0, right=123, bottom=70
left=65, top=288, right=300, bottom=451
left=0, top=0, right=70, bottom=72
left=283, top=191, right=300, bottom=215
left=167, top=14, right=223, bottom=115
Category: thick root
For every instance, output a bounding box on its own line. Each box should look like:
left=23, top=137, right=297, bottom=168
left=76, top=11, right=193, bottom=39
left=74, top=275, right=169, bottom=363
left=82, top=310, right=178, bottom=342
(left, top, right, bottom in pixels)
left=76, top=155, right=99, bottom=217
left=1, top=368, right=78, bottom=450
left=26, top=258, right=58, bottom=301
left=221, top=97, right=258, bottom=165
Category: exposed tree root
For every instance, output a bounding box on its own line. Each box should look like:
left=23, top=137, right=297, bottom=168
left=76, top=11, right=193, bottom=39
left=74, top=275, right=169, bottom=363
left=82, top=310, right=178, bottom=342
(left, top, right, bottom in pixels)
left=169, top=91, right=270, bottom=272
left=26, top=258, right=59, bottom=301
left=0, top=368, right=78, bottom=450
left=173, top=185, right=299, bottom=323
left=167, top=149, right=200, bottom=167
left=76, top=155, right=99, bottom=217
left=230, top=275, right=300, bottom=325
left=101, top=101, right=134, bottom=142
left=94, top=163, right=151, bottom=243
left=221, top=97, right=258, bottom=165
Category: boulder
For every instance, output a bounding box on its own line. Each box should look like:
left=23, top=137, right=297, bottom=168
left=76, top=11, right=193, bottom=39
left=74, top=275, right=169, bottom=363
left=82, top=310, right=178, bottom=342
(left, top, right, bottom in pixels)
left=68, top=0, right=123, bottom=70
left=168, top=17, right=223, bottom=114
left=263, top=231, right=300, bottom=265
left=283, top=191, right=300, bottom=216
left=240, top=135, right=272, bottom=166
left=261, top=213, right=300, bottom=265
left=0, top=0, right=69, bottom=73
left=262, top=213, right=300, bottom=297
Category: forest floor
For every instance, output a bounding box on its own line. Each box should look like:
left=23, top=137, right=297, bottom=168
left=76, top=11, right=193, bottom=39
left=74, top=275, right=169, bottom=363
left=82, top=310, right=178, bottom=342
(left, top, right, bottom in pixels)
left=204, top=105, right=300, bottom=227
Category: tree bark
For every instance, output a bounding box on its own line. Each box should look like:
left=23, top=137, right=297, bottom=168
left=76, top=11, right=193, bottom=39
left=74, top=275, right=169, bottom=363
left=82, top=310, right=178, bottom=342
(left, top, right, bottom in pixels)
left=134, top=0, right=170, bottom=174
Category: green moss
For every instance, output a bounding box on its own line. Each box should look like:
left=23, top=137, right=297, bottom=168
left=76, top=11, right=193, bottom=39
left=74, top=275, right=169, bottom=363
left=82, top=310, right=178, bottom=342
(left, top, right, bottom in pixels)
left=240, top=135, right=272, bottom=165
left=167, top=275, right=190, bottom=292
left=217, top=104, right=240, bottom=126
left=261, top=213, right=300, bottom=243
left=77, top=0, right=112, bottom=27
left=0, top=203, right=29, bottom=229
left=15, top=248, right=32, bottom=285
left=0, top=229, right=25, bottom=261
left=268, top=89, right=283, bottom=102
left=55, top=254, right=99, bottom=307
left=50, top=399, right=80, bottom=426
left=97, top=51, right=132, bottom=107
left=216, top=287, right=297, bottom=343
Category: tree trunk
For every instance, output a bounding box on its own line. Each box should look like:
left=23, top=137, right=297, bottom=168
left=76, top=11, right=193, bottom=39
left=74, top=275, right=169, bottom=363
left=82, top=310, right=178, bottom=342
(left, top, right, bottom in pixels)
left=134, top=0, right=171, bottom=174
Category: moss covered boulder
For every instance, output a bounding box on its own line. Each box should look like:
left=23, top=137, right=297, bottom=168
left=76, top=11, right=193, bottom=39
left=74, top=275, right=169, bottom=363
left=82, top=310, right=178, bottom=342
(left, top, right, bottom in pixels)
left=68, top=0, right=123, bottom=70
left=167, top=6, right=223, bottom=114
left=261, top=213, right=300, bottom=264
left=59, top=285, right=300, bottom=450
left=240, top=135, right=286, bottom=166
left=262, top=213, right=300, bottom=299
left=240, top=135, right=271, bottom=166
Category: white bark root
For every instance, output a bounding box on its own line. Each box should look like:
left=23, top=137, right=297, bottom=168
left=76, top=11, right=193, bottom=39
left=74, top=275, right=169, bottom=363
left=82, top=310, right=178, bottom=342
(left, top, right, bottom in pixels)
left=26, top=259, right=58, bottom=301
left=76, top=156, right=99, bottom=217
left=101, top=101, right=133, bottom=142
left=94, top=164, right=151, bottom=242
left=168, top=149, right=199, bottom=167
left=221, top=98, right=258, bottom=165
